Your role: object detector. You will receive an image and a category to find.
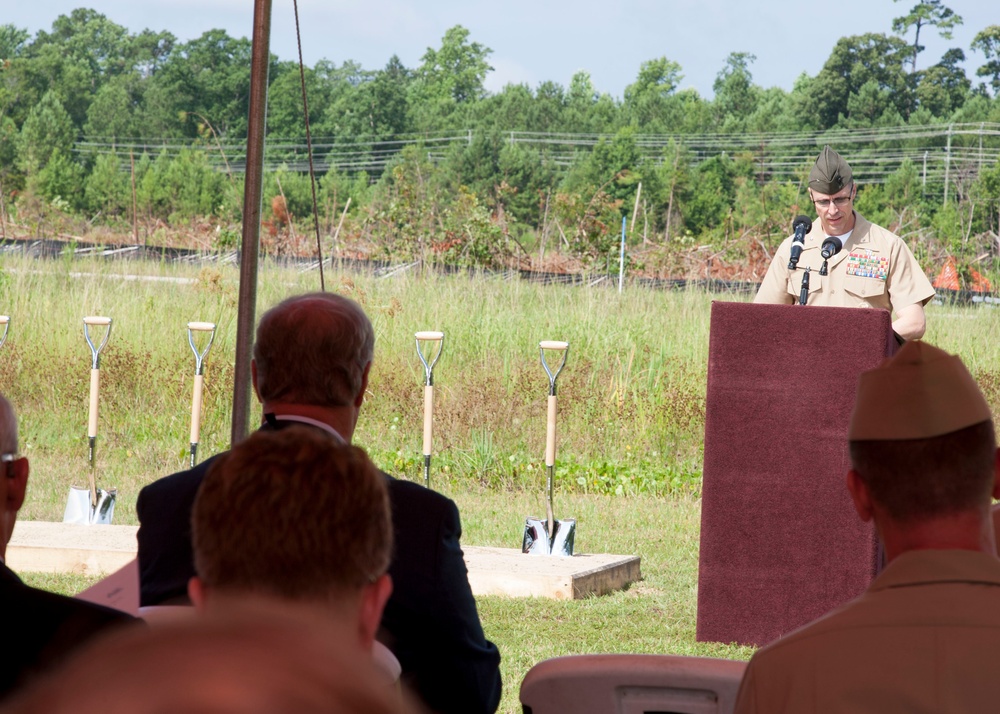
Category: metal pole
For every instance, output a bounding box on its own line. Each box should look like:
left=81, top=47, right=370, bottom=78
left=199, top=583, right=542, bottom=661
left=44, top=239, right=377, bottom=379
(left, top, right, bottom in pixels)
left=618, top=214, right=626, bottom=294
left=943, top=123, right=953, bottom=206
left=922, top=151, right=927, bottom=197
left=231, top=0, right=272, bottom=447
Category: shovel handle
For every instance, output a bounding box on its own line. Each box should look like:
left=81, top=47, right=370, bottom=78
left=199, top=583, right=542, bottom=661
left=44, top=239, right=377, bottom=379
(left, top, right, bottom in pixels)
left=423, top=384, right=434, bottom=457
left=539, top=340, right=568, bottom=351
left=83, top=316, right=113, bottom=369
left=88, top=368, right=101, bottom=439
left=190, top=373, right=205, bottom=446
left=187, top=321, right=216, bottom=332
left=415, top=331, right=444, bottom=385
left=545, top=394, right=557, bottom=467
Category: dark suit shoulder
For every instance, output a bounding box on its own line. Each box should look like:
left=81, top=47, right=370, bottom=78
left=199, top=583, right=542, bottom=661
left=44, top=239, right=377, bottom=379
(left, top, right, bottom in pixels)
left=0, top=567, right=137, bottom=698
left=377, top=474, right=501, bottom=714
left=385, top=473, right=457, bottom=514
left=137, top=454, right=220, bottom=506
left=136, top=454, right=224, bottom=607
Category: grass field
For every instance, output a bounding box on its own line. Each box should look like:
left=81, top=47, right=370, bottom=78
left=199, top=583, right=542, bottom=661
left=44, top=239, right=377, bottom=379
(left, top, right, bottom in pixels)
left=6, top=252, right=1000, bottom=713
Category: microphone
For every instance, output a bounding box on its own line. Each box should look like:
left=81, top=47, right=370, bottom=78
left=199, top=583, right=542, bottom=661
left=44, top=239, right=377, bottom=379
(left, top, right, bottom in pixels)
left=821, top=236, right=843, bottom=260
left=799, top=268, right=811, bottom=306
left=787, top=215, right=812, bottom=270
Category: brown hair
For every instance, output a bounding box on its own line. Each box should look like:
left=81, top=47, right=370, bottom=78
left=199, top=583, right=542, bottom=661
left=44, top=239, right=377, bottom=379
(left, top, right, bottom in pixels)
left=849, top=420, right=997, bottom=523
left=192, top=427, right=391, bottom=599
left=253, top=292, right=375, bottom=408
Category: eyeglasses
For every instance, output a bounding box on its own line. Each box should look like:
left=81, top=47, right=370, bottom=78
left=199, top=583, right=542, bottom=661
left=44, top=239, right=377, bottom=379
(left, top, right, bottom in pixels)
left=1, top=452, right=18, bottom=478
left=812, top=194, right=853, bottom=210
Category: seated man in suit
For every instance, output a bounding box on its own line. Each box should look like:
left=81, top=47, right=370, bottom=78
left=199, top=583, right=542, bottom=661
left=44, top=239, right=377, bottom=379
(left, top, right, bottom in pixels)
left=137, top=292, right=501, bottom=714
left=189, top=427, right=399, bottom=680
left=735, top=341, right=1000, bottom=713
left=0, top=394, right=136, bottom=700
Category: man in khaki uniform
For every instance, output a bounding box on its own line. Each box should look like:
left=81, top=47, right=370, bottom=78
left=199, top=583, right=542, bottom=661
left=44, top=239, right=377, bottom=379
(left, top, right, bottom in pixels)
left=754, top=146, right=935, bottom=340
left=734, top=341, right=1000, bottom=713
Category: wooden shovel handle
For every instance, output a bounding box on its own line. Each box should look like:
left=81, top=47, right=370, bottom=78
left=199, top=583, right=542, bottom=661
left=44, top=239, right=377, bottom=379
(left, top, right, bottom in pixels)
left=415, top=331, right=444, bottom=341
left=190, top=374, right=205, bottom=445
left=83, top=316, right=112, bottom=326
left=423, top=385, right=434, bottom=456
left=0, top=316, right=8, bottom=325
left=545, top=394, right=557, bottom=467
left=540, top=340, right=569, bottom=351
left=187, top=321, right=216, bottom=332
left=88, top=368, right=100, bottom=439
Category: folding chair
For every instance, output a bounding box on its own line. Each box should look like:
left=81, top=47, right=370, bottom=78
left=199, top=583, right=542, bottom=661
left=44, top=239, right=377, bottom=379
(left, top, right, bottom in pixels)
left=520, top=653, right=746, bottom=714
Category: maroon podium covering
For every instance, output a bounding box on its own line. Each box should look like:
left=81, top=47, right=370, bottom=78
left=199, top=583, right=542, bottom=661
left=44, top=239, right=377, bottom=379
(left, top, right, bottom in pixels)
left=696, top=302, right=897, bottom=647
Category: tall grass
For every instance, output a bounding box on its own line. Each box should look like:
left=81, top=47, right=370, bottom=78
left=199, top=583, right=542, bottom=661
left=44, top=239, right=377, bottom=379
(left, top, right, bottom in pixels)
left=1, top=256, right=721, bottom=520
left=2, top=254, right=998, bottom=518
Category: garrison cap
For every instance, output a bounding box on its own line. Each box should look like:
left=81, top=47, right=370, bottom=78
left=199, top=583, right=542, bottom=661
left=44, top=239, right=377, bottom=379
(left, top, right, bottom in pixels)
left=808, top=146, right=853, bottom=195
left=849, top=341, right=993, bottom=441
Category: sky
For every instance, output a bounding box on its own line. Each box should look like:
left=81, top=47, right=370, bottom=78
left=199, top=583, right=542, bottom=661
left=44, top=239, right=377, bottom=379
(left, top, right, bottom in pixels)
left=5, top=0, right=997, bottom=100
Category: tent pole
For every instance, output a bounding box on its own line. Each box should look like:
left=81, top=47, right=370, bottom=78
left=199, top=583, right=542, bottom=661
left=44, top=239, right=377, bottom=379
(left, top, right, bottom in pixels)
left=231, top=0, right=273, bottom=446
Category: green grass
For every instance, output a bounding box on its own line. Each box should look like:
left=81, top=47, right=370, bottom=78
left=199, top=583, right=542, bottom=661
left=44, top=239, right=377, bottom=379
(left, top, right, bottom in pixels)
left=7, top=254, right=1000, bottom=713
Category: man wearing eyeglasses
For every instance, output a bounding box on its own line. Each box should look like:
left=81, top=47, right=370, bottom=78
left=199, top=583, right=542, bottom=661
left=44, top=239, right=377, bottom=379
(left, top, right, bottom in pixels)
left=0, top=394, right=136, bottom=700
left=754, top=146, right=934, bottom=341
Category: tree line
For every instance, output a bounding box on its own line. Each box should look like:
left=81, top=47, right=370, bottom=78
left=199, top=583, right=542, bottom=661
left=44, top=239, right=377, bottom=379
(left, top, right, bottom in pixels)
left=1, top=5, right=1000, bottom=279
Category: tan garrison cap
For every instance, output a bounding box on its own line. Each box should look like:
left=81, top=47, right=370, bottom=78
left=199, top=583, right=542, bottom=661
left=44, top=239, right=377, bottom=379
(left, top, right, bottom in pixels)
left=849, top=341, right=993, bottom=441
left=809, top=146, right=853, bottom=195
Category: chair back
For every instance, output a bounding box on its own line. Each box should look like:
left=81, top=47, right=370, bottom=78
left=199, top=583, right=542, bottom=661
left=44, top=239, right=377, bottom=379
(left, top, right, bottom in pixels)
left=520, top=654, right=746, bottom=714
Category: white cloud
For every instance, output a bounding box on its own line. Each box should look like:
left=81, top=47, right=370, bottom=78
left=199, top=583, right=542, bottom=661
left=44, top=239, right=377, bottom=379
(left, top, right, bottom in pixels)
left=485, top=56, right=538, bottom=94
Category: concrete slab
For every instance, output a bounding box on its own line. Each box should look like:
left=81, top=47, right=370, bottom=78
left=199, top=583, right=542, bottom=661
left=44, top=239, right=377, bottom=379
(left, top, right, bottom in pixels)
left=465, top=547, right=641, bottom=600
left=7, top=521, right=138, bottom=576
left=7, top=522, right=642, bottom=600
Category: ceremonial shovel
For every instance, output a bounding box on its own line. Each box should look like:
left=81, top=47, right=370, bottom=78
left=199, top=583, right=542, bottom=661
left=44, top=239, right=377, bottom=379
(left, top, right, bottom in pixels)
left=187, top=322, right=217, bottom=467
left=64, top=317, right=116, bottom=525
left=522, top=340, right=576, bottom=556
left=415, top=331, right=444, bottom=488
left=0, top=315, right=9, bottom=349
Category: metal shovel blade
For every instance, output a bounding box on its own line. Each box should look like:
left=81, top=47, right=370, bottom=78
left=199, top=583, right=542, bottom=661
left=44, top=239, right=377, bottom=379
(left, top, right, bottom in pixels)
left=522, top=517, right=576, bottom=556
left=63, top=486, right=117, bottom=525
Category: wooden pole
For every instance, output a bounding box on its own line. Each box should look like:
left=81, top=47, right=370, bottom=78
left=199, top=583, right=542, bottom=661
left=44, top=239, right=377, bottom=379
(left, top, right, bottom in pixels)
left=231, top=0, right=273, bottom=447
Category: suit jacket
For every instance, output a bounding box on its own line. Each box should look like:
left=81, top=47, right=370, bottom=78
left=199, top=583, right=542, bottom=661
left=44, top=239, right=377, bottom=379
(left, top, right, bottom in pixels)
left=0, top=562, right=138, bottom=700
left=136, top=422, right=502, bottom=714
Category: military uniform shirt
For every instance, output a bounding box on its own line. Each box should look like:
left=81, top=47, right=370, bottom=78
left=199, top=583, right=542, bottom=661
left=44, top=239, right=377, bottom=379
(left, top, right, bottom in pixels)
left=734, top=549, right=1000, bottom=714
left=753, top=212, right=934, bottom=313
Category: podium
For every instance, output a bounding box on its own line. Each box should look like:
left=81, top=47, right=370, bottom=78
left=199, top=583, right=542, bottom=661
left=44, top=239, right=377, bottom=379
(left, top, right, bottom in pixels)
left=696, top=302, right=898, bottom=647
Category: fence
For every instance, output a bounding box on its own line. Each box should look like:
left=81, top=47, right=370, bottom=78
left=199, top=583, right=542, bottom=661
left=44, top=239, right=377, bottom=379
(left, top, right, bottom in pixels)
left=76, top=123, right=1000, bottom=199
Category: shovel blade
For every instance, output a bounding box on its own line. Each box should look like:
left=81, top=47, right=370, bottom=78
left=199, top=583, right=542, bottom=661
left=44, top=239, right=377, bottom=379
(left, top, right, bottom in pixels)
left=63, top=486, right=117, bottom=525
left=522, top=517, right=576, bottom=556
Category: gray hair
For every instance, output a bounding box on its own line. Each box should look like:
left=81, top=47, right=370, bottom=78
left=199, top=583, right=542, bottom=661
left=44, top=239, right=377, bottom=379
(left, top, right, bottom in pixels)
left=0, top=394, right=17, bottom=455
left=252, top=293, right=375, bottom=408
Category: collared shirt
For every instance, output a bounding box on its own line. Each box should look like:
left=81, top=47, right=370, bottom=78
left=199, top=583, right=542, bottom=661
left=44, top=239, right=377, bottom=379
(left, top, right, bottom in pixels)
left=735, top=549, right=1000, bottom=714
left=753, top=212, right=935, bottom=313
left=265, top=414, right=346, bottom=443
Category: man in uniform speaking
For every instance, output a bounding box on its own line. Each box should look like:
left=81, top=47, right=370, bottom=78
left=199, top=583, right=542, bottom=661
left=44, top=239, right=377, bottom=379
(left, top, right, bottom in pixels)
left=754, top=146, right=934, bottom=341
